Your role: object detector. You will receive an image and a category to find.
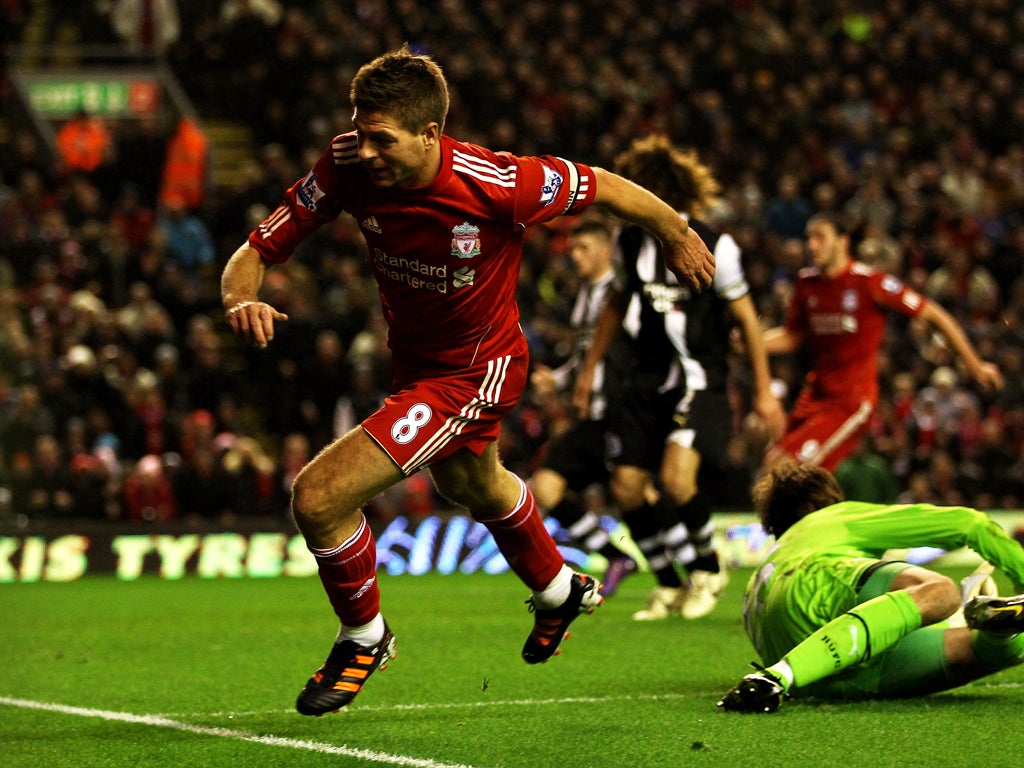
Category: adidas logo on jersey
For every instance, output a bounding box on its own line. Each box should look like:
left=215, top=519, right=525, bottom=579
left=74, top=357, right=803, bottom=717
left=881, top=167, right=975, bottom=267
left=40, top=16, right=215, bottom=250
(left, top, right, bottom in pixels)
left=361, top=216, right=383, bottom=234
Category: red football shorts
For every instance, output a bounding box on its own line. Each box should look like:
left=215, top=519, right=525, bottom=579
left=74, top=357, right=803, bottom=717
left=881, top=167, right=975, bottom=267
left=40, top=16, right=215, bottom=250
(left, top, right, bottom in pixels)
left=362, top=349, right=528, bottom=475
left=769, top=396, right=874, bottom=472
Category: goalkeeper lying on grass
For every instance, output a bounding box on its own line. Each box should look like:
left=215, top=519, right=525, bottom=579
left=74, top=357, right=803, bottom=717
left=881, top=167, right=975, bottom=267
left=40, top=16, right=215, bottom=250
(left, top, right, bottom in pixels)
left=719, top=461, right=1024, bottom=713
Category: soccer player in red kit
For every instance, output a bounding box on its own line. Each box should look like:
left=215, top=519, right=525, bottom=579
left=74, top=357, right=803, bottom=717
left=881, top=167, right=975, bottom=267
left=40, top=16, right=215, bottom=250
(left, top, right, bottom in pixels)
left=763, top=212, right=1001, bottom=473
left=221, top=46, right=715, bottom=716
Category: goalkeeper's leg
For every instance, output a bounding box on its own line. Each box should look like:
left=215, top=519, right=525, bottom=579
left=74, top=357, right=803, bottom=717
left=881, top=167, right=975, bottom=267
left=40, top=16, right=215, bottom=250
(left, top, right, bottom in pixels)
left=871, top=562, right=1024, bottom=694
left=762, top=565, right=957, bottom=693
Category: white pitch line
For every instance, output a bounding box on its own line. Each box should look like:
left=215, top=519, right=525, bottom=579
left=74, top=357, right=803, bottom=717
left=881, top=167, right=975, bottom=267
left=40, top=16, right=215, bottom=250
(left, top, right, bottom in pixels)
left=0, top=696, right=486, bottom=768
left=158, top=680, right=1024, bottom=720
left=160, top=691, right=697, bottom=719
left=348, top=691, right=694, bottom=712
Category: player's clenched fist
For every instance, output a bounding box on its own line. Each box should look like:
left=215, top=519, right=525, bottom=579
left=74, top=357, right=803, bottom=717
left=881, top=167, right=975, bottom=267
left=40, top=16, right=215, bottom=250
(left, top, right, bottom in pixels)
left=225, top=300, right=289, bottom=348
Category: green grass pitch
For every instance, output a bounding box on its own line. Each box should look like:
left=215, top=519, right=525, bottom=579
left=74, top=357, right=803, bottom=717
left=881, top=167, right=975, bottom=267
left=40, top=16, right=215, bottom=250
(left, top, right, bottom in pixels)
left=3, top=567, right=1023, bottom=767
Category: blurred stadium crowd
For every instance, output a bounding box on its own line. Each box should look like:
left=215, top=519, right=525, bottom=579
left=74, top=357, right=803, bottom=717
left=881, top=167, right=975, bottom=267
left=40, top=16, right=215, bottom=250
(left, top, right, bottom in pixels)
left=1, top=0, right=1024, bottom=524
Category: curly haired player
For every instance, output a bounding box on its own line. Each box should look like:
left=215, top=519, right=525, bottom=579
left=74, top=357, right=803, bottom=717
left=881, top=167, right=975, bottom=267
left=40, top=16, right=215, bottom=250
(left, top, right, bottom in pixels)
left=576, top=136, right=784, bottom=622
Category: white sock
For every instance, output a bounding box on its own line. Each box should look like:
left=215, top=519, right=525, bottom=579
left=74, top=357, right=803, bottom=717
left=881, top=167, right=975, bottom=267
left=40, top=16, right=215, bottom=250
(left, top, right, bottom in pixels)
left=766, top=659, right=795, bottom=689
left=532, top=564, right=574, bottom=609
left=338, top=613, right=385, bottom=647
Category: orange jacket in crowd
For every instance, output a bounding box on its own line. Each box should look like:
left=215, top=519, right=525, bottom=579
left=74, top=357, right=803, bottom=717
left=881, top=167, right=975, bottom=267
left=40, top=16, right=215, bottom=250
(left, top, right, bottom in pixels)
left=55, top=114, right=113, bottom=173
left=159, top=116, right=208, bottom=210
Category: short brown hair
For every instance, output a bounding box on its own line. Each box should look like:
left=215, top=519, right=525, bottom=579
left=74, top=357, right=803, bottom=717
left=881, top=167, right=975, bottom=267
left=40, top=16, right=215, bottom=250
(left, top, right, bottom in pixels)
left=350, top=44, right=450, bottom=133
left=807, top=211, right=851, bottom=237
left=752, top=462, right=844, bottom=536
left=571, top=218, right=613, bottom=242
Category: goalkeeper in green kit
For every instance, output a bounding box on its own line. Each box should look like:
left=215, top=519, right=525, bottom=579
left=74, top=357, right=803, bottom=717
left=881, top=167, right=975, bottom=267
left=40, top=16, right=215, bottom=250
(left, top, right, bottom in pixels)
left=719, top=462, right=1024, bottom=713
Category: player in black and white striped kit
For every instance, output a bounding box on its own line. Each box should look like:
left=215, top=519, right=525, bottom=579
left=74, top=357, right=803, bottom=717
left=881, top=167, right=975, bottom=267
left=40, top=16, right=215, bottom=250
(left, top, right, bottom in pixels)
left=576, top=136, right=786, bottom=621
left=529, top=219, right=638, bottom=595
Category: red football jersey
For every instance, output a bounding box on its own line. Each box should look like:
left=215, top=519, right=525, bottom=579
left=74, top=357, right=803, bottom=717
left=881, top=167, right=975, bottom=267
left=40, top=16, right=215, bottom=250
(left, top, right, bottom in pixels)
left=248, top=133, right=595, bottom=370
left=785, top=260, right=925, bottom=403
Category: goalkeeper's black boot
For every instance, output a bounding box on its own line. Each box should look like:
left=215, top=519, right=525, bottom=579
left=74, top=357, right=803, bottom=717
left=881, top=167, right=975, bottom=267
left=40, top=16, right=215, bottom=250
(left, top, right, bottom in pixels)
left=522, top=573, right=603, bottom=664
left=964, top=594, right=1024, bottom=635
left=296, top=621, right=396, bottom=715
left=717, top=663, right=785, bottom=713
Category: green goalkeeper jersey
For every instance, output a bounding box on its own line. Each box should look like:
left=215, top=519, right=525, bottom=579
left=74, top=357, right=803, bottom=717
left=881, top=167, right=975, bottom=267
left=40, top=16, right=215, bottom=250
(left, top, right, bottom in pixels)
left=743, top=501, right=1024, bottom=665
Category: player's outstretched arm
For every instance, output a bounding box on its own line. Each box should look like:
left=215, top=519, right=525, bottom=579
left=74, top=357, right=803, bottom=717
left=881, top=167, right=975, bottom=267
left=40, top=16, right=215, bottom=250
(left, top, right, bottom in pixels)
left=591, top=167, right=714, bottom=291
left=918, top=299, right=1003, bottom=390
left=760, top=326, right=802, bottom=356
left=221, top=242, right=289, bottom=349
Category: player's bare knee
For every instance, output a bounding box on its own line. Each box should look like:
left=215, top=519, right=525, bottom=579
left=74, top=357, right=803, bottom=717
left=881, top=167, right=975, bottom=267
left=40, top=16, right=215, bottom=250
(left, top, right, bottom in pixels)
left=435, top=475, right=484, bottom=510
left=903, top=575, right=960, bottom=624
left=289, top=475, right=331, bottom=529
left=442, top=467, right=518, bottom=519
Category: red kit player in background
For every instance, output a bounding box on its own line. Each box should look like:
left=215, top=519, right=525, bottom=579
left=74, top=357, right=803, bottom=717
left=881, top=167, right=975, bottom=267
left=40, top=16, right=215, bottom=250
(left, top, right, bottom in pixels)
left=220, top=46, right=715, bottom=716
left=762, top=212, right=1001, bottom=473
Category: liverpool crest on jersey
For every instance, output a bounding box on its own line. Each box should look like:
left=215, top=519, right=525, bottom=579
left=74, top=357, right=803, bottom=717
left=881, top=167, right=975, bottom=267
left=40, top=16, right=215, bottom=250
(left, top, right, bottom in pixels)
left=451, top=222, right=481, bottom=258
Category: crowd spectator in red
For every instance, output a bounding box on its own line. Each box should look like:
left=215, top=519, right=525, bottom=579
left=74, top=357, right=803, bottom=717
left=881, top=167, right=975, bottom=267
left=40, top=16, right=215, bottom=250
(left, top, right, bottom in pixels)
left=177, top=408, right=217, bottom=464
left=109, top=184, right=156, bottom=250
left=122, top=454, right=177, bottom=522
